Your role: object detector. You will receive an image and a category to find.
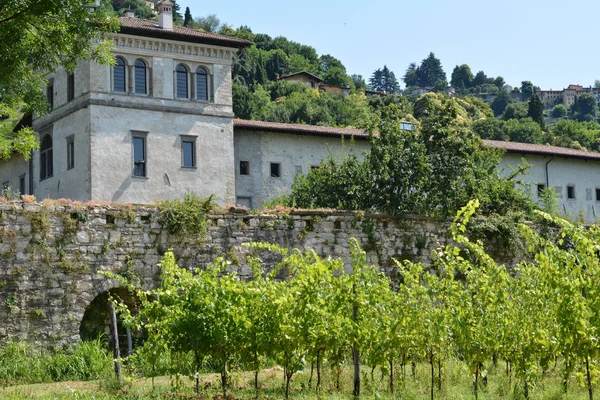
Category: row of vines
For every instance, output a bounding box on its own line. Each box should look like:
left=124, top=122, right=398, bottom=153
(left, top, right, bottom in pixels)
left=113, top=200, right=600, bottom=399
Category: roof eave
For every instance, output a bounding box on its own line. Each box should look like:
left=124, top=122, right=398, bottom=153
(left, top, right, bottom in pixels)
left=119, top=25, right=251, bottom=49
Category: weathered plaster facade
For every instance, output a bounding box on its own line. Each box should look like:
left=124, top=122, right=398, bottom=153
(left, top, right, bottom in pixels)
left=0, top=202, right=452, bottom=346
left=234, top=125, right=371, bottom=208
left=0, top=14, right=247, bottom=205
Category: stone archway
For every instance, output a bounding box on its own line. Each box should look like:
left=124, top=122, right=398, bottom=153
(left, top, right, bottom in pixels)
left=79, top=287, right=142, bottom=355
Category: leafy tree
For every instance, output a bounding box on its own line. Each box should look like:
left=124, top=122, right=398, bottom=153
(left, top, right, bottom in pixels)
left=170, top=0, right=182, bottom=24
left=502, top=102, right=529, bottom=120
left=195, top=14, right=221, bottom=32
left=369, top=66, right=400, bottom=94
left=450, top=64, right=473, bottom=90
left=472, top=118, right=509, bottom=141
left=183, top=7, right=193, bottom=27
left=551, top=104, right=568, bottom=118
left=494, top=76, right=506, bottom=89
left=416, top=52, right=447, bottom=88
left=472, top=71, right=487, bottom=87
left=403, top=62, right=418, bottom=88
left=322, top=66, right=350, bottom=87
left=550, top=120, right=600, bottom=151
left=506, top=118, right=545, bottom=143
left=527, top=94, right=546, bottom=129
left=569, top=92, right=598, bottom=122
left=351, top=74, right=367, bottom=91
left=0, top=0, right=118, bottom=160
left=491, top=89, right=512, bottom=116
left=265, top=49, right=290, bottom=81
left=521, top=81, right=535, bottom=101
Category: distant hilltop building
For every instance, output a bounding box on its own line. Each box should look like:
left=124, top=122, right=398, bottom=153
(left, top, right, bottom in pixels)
left=276, top=71, right=350, bottom=96
left=536, top=84, right=600, bottom=108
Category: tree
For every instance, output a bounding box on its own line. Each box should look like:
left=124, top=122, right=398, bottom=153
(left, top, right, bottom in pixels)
left=472, top=71, right=487, bottom=87
left=551, top=104, right=567, bottom=118
left=450, top=64, right=473, bottom=90
left=527, top=94, right=545, bottom=129
left=491, top=90, right=512, bottom=116
left=521, top=81, right=535, bottom=101
left=170, top=0, right=183, bottom=24
left=351, top=75, right=367, bottom=91
left=403, top=62, right=418, bottom=88
left=195, top=14, right=221, bottom=32
left=416, top=52, right=447, bottom=88
left=369, top=66, right=400, bottom=94
left=570, top=93, right=598, bottom=122
left=183, top=7, right=193, bottom=27
left=502, top=102, right=529, bottom=120
left=0, top=0, right=118, bottom=160
left=506, top=118, right=545, bottom=143
left=494, top=76, right=506, bottom=89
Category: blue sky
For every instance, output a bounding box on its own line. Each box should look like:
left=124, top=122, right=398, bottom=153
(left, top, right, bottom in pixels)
left=176, top=0, right=599, bottom=90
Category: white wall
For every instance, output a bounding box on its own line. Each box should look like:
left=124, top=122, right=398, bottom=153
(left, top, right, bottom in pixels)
left=499, top=153, right=600, bottom=222
left=234, top=130, right=371, bottom=208
left=90, top=106, right=234, bottom=204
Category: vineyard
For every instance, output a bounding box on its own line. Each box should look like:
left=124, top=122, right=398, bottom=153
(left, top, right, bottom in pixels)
left=105, top=200, right=600, bottom=400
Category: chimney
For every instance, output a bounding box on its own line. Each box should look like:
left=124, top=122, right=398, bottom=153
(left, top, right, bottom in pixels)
left=124, top=9, right=135, bottom=18
left=158, top=0, right=173, bottom=31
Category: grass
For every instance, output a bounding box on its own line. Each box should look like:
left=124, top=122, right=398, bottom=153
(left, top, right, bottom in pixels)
left=1, top=358, right=596, bottom=399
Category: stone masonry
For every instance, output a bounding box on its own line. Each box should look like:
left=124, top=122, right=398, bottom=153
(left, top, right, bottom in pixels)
left=0, top=201, right=453, bottom=347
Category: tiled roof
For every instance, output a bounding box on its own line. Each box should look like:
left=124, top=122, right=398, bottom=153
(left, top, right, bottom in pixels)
left=484, top=140, right=600, bottom=161
left=233, top=119, right=370, bottom=139
left=279, top=71, right=323, bottom=82
left=235, top=120, right=600, bottom=161
left=119, top=17, right=251, bottom=48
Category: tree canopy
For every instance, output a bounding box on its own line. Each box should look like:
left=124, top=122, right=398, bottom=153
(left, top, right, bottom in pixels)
left=0, top=0, right=118, bottom=160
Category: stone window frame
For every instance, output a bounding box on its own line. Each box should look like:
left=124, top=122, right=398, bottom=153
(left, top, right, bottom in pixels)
left=173, top=60, right=214, bottom=102
left=113, top=56, right=127, bottom=93
left=131, top=130, right=148, bottom=179
left=40, top=133, right=53, bottom=181
left=566, top=184, right=576, bottom=200
left=270, top=162, right=281, bottom=178
left=66, top=135, right=75, bottom=170
left=134, top=58, right=150, bottom=95
left=67, top=72, right=75, bottom=102
left=180, top=135, right=197, bottom=169
left=175, top=63, right=190, bottom=99
left=239, top=160, right=250, bottom=176
left=46, top=78, right=54, bottom=110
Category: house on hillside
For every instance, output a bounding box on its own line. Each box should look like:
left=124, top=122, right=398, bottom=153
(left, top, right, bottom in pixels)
left=536, top=84, right=600, bottom=108
left=0, top=0, right=250, bottom=204
left=277, top=71, right=350, bottom=96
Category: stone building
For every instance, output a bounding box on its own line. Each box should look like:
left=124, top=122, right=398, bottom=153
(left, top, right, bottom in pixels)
left=0, top=1, right=250, bottom=204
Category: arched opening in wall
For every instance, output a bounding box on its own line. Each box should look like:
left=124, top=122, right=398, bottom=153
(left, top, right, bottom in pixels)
left=79, top=287, right=142, bottom=356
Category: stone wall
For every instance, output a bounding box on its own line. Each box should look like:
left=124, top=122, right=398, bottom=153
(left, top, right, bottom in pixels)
left=0, top=201, right=452, bottom=347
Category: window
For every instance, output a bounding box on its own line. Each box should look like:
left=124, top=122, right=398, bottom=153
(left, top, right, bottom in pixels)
left=567, top=185, right=575, bottom=199
left=181, top=138, right=196, bottom=168
left=270, top=162, right=280, bottom=178
left=66, top=136, right=74, bottom=170
left=196, top=67, right=208, bottom=101
left=19, top=175, right=25, bottom=195
left=40, top=134, right=53, bottom=180
left=236, top=197, right=252, bottom=208
left=176, top=64, right=188, bottom=98
left=46, top=80, right=54, bottom=110
left=2, top=182, right=8, bottom=191
left=537, top=183, right=546, bottom=197
left=132, top=135, right=146, bottom=177
left=134, top=59, right=147, bottom=94
left=239, top=161, right=249, bottom=175
left=596, top=188, right=600, bottom=201
left=67, top=73, right=75, bottom=102
left=114, top=57, right=127, bottom=92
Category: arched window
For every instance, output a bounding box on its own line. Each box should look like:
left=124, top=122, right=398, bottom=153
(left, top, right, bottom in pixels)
left=134, top=59, right=147, bottom=94
left=196, top=67, right=208, bottom=101
left=176, top=64, right=188, bottom=98
left=114, top=57, right=127, bottom=92
left=40, top=135, right=53, bottom=180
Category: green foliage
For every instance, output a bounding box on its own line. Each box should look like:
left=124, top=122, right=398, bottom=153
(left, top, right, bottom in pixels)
left=552, top=103, right=568, bottom=118
left=450, top=64, right=474, bottom=90
left=158, top=192, right=214, bottom=239
left=570, top=92, right=598, bottom=122
left=368, top=66, right=400, bottom=94
left=521, top=80, right=535, bottom=101
left=0, top=339, right=112, bottom=386
left=491, top=89, right=512, bottom=116
left=527, top=94, right=546, bottom=130
left=288, top=99, right=532, bottom=224
left=502, top=101, right=529, bottom=120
